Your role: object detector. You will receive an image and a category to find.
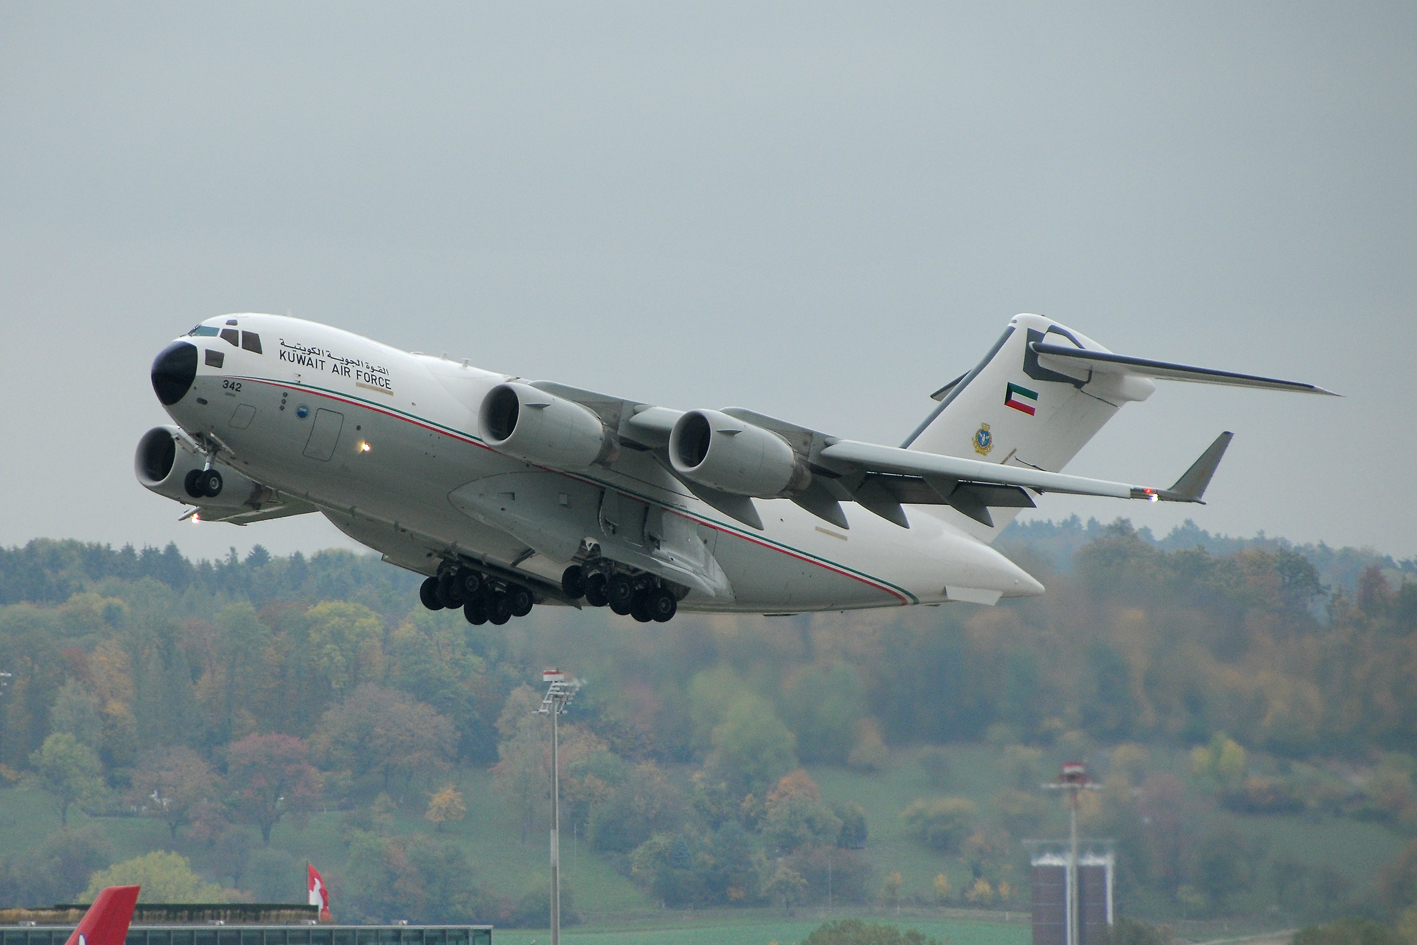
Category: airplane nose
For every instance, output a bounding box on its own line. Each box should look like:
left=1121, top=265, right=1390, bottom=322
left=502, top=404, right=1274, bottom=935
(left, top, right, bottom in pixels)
left=151, top=341, right=198, bottom=405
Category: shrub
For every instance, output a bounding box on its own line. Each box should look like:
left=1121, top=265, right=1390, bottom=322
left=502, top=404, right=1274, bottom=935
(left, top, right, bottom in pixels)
left=900, top=797, right=978, bottom=852
left=1293, top=918, right=1400, bottom=945
left=802, top=918, right=941, bottom=945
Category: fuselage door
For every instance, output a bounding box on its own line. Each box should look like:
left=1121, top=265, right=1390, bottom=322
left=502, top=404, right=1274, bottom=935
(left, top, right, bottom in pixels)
left=303, top=408, right=344, bottom=461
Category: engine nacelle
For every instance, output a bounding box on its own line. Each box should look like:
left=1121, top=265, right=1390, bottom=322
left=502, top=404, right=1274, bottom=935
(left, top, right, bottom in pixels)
left=669, top=409, right=811, bottom=497
left=134, top=426, right=260, bottom=508
left=479, top=383, right=618, bottom=468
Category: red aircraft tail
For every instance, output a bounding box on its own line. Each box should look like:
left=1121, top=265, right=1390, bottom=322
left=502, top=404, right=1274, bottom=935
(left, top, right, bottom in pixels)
left=64, top=886, right=140, bottom=945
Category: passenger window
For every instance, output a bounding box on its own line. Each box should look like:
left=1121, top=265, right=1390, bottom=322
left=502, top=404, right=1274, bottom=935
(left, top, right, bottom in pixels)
left=205, top=349, right=225, bottom=368
left=220, top=328, right=240, bottom=347
left=241, top=331, right=263, bottom=353
left=190, top=325, right=219, bottom=337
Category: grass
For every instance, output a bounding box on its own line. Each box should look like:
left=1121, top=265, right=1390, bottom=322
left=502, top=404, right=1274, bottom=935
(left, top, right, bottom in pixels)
left=514, top=911, right=1030, bottom=945
left=810, top=744, right=1071, bottom=903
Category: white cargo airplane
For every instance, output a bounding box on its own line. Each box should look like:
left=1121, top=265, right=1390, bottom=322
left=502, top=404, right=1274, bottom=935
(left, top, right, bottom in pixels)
left=137, top=313, right=1331, bottom=624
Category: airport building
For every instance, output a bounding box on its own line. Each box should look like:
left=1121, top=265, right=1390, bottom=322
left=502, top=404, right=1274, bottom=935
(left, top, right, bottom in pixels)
left=0, top=905, right=491, bottom=945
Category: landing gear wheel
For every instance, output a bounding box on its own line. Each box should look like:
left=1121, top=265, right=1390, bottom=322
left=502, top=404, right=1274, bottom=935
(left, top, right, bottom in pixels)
left=508, top=585, right=533, bottom=617
left=463, top=597, right=488, bottom=625
left=648, top=588, right=677, bottom=623
left=199, top=468, right=223, bottom=498
left=488, top=591, right=513, bottom=624
left=607, top=574, right=636, bottom=615
left=561, top=565, right=587, bottom=600
left=462, top=571, right=483, bottom=597
left=630, top=590, right=653, bottom=623
left=184, top=469, right=205, bottom=498
left=419, top=577, right=444, bottom=611
left=436, top=572, right=464, bottom=609
left=584, top=573, right=609, bottom=608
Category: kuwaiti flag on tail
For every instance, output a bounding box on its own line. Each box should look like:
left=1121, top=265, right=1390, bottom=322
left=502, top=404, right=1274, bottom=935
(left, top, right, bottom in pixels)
left=1004, top=382, right=1039, bottom=415
left=307, top=864, right=332, bottom=921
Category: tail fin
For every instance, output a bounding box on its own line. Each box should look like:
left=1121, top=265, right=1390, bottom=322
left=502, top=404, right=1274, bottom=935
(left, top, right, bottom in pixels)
left=64, top=886, right=140, bottom=945
left=905, top=314, right=1148, bottom=507
left=904, top=313, right=1331, bottom=541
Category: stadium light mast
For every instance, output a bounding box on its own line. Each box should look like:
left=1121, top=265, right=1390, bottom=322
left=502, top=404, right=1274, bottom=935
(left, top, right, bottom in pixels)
left=1044, top=761, right=1100, bottom=945
left=539, top=668, right=580, bottom=945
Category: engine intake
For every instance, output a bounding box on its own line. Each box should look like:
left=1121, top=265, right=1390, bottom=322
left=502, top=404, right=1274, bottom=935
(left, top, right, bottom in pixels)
left=134, top=426, right=259, bottom=508
left=479, top=383, right=618, bottom=468
left=669, top=410, right=810, bottom=497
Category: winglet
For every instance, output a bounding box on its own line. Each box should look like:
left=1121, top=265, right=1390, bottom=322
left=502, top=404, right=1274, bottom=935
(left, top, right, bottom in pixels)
left=1167, top=431, right=1233, bottom=501
left=65, top=886, right=140, bottom=945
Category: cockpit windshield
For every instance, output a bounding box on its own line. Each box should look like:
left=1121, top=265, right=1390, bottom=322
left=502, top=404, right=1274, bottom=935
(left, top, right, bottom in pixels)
left=186, top=324, right=262, bottom=353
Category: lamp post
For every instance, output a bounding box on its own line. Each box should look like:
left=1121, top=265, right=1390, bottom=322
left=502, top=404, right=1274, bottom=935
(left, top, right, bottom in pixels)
left=539, top=668, right=580, bottom=945
left=1044, top=761, right=1100, bottom=945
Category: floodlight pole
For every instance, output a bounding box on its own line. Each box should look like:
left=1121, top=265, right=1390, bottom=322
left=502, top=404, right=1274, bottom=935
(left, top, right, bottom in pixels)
left=1044, top=762, right=1100, bottom=945
left=539, top=669, right=580, bottom=945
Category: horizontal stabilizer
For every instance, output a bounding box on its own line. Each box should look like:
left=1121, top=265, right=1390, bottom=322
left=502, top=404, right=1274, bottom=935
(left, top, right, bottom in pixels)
left=1032, top=342, right=1338, bottom=395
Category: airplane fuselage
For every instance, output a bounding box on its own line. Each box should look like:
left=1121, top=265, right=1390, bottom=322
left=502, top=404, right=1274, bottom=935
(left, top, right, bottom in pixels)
left=149, top=313, right=1043, bottom=614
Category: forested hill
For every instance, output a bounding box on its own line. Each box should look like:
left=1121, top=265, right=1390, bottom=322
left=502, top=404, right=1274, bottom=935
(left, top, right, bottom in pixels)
left=1002, top=515, right=1416, bottom=592
left=2, top=524, right=1417, bottom=922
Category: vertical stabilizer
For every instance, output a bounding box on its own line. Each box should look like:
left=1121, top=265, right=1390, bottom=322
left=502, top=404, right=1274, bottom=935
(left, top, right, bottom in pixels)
left=904, top=314, right=1156, bottom=541
left=64, top=886, right=140, bottom=945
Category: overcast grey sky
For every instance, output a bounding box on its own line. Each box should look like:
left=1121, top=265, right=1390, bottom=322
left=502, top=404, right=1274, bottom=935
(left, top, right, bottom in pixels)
left=2, top=3, right=1413, bottom=562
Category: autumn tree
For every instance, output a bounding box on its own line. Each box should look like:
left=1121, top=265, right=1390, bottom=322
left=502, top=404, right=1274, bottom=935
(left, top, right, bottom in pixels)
left=130, top=746, right=217, bottom=839
left=225, top=734, right=322, bottom=844
left=705, top=694, right=798, bottom=797
left=305, top=601, right=384, bottom=695
left=765, top=864, right=808, bottom=916
left=31, top=732, right=102, bottom=826
left=425, top=786, right=466, bottom=832
left=313, top=684, right=455, bottom=796
left=900, top=797, right=978, bottom=853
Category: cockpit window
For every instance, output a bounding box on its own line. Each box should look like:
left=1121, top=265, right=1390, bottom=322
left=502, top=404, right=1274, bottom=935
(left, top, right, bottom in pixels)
left=189, top=325, right=219, bottom=337
left=220, top=328, right=240, bottom=347
left=241, top=331, right=263, bottom=354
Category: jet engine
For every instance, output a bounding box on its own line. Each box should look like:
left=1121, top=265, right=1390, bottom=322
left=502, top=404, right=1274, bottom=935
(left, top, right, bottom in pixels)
left=479, top=383, right=619, bottom=468
left=669, top=409, right=811, bottom=497
left=134, top=426, right=259, bottom=508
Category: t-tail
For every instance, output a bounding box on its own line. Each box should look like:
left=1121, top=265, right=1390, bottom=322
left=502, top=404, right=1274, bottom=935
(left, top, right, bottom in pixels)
left=64, top=886, right=140, bottom=945
left=903, top=313, right=1335, bottom=541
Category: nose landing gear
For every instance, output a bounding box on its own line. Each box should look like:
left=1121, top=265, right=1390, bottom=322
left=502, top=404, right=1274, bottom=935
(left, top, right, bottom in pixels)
left=183, top=467, right=224, bottom=499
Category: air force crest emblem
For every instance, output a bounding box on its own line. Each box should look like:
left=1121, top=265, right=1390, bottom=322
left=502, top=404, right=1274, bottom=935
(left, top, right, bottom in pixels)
left=973, top=423, right=993, bottom=456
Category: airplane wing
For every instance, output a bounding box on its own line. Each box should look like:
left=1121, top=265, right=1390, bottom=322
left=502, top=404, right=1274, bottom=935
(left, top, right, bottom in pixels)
left=813, top=432, right=1232, bottom=528
left=517, top=381, right=1233, bottom=530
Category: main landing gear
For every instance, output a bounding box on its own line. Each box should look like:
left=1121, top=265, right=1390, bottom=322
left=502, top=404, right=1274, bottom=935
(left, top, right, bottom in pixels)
left=560, top=564, right=678, bottom=623
left=419, top=566, right=535, bottom=626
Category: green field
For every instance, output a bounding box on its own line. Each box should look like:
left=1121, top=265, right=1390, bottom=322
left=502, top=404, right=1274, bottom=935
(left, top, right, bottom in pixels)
left=522, top=913, right=1029, bottom=945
